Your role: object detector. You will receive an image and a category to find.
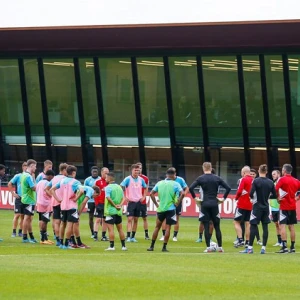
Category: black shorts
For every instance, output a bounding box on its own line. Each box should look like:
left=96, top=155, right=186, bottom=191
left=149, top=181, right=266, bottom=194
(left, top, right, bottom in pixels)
left=140, top=203, right=148, bottom=218
left=199, top=206, right=220, bottom=224
left=87, top=202, right=95, bottom=215
left=38, top=212, right=52, bottom=223
left=176, top=203, right=182, bottom=216
left=105, top=215, right=122, bottom=225
left=127, top=201, right=141, bottom=217
left=14, top=198, right=24, bottom=214
left=94, top=204, right=104, bottom=218
left=21, top=204, right=35, bottom=216
left=279, top=210, right=297, bottom=225
left=157, top=209, right=177, bottom=225
left=250, top=209, right=270, bottom=225
left=234, top=208, right=251, bottom=222
left=61, top=209, right=79, bottom=223
left=53, top=205, right=61, bottom=220
left=271, top=211, right=279, bottom=223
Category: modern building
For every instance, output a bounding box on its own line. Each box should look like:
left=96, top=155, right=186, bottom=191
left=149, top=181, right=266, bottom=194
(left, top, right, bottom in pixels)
left=1, top=14, right=300, bottom=186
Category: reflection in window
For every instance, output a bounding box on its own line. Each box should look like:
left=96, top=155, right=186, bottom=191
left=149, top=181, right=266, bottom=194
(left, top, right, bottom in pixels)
left=137, top=57, right=170, bottom=145
left=288, top=55, right=300, bottom=146
left=169, top=57, right=202, bottom=145
left=202, top=56, right=243, bottom=146
left=0, top=59, right=25, bottom=140
left=43, top=59, right=80, bottom=137
left=242, top=56, right=265, bottom=146
left=264, top=56, right=288, bottom=146
left=24, top=59, right=45, bottom=142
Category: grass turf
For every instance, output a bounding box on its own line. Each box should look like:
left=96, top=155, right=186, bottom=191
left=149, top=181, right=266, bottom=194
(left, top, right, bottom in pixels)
left=0, top=210, right=299, bottom=299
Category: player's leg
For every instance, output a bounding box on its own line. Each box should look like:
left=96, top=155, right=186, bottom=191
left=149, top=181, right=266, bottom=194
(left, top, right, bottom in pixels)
left=255, top=225, right=262, bottom=245
left=130, top=203, right=140, bottom=242
left=277, top=210, right=289, bottom=253
left=93, top=214, right=101, bottom=241
left=12, top=213, right=20, bottom=237
left=287, top=210, right=297, bottom=253
left=234, top=208, right=244, bottom=247
left=196, top=222, right=204, bottom=242
left=59, top=211, right=67, bottom=247
left=141, top=204, right=149, bottom=239
left=241, top=221, right=245, bottom=241
left=115, top=216, right=126, bottom=250
left=173, top=203, right=182, bottom=241
left=100, top=218, right=108, bottom=241
left=147, top=213, right=164, bottom=251
left=211, top=207, right=222, bottom=252
left=87, top=203, right=95, bottom=238
left=159, top=219, right=167, bottom=240
left=272, top=211, right=281, bottom=246
left=18, top=214, right=24, bottom=236
left=53, top=205, right=61, bottom=245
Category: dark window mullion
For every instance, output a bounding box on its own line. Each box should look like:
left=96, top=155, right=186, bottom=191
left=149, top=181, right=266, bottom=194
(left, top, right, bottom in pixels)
left=237, top=55, right=250, bottom=166
left=37, top=58, right=52, bottom=160
left=0, top=119, right=4, bottom=163
left=163, top=56, right=177, bottom=169
left=196, top=56, right=210, bottom=161
left=259, top=54, right=273, bottom=173
left=18, top=58, right=33, bottom=158
left=73, top=58, right=89, bottom=176
left=282, top=54, right=297, bottom=177
left=93, top=57, right=108, bottom=167
left=131, top=57, right=147, bottom=175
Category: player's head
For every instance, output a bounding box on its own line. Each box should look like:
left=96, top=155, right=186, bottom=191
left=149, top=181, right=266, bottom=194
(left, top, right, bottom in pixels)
left=27, top=159, right=37, bottom=174
left=0, top=164, right=6, bottom=176
left=131, top=164, right=140, bottom=177
left=92, top=185, right=100, bottom=197
left=59, top=163, right=68, bottom=175
left=106, top=172, right=115, bottom=183
left=282, top=164, right=292, bottom=175
left=272, top=169, right=281, bottom=181
left=22, top=162, right=27, bottom=172
left=258, top=164, right=268, bottom=175
left=45, top=169, right=55, bottom=181
left=66, top=165, right=77, bottom=178
left=250, top=168, right=257, bottom=179
left=136, top=162, right=143, bottom=174
left=166, top=167, right=176, bottom=180
left=91, top=166, right=99, bottom=178
left=241, top=166, right=250, bottom=177
left=101, top=167, right=109, bottom=179
left=202, top=162, right=212, bottom=173
left=44, top=160, right=53, bottom=171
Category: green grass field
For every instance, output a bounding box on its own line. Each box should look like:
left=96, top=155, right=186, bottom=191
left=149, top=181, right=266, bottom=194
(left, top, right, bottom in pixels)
left=0, top=210, right=299, bottom=299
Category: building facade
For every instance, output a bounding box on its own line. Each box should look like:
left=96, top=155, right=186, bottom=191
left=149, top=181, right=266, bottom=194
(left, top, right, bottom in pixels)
left=0, top=21, right=300, bottom=186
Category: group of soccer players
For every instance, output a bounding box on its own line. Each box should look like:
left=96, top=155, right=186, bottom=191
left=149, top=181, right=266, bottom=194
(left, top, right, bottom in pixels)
left=2, top=158, right=300, bottom=254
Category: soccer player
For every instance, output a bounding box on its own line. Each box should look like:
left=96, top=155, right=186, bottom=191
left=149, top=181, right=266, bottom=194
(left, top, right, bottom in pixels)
left=241, top=164, right=276, bottom=254
left=147, top=168, right=184, bottom=252
left=275, top=164, right=300, bottom=253
left=270, top=170, right=282, bottom=246
left=36, top=170, right=55, bottom=245
left=234, top=166, right=253, bottom=248
left=104, top=172, right=127, bottom=251
left=94, top=167, right=109, bottom=241
left=36, top=160, right=53, bottom=183
left=84, top=166, right=100, bottom=238
left=159, top=167, right=188, bottom=242
left=189, top=162, right=231, bottom=253
left=20, top=159, right=38, bottom=243
left=136, top=162, right=150, bottom=240
left=45, top=163, right=68, bottom=246
left=121, top=164, right=147, bottom=242
left=8, top=162, right=27, bottom=237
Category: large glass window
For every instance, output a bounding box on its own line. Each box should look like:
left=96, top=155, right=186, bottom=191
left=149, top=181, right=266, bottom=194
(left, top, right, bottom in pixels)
left=0, top=59, right=25, bottom=141
left=24, top=59, right=45, bottom=143
left=264, top=55, right=288, bottom=146
left=137, top=57, right=170, bottom=147
left=288, top=55, right=300, bottom=146
left=250, top=148, right=268, bottom=172
left=43, top=58, right=80, bottom=140
left=202, top=56, right=243, bottom=146
left=78, top=58, right=100, bottom=144
left=169, top=57, right=202, bottom=145
left=242, top=56, right=265, bottom=146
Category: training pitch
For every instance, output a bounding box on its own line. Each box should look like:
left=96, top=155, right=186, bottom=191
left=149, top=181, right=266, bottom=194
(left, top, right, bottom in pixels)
left=0, top=210, right=299, bottom=299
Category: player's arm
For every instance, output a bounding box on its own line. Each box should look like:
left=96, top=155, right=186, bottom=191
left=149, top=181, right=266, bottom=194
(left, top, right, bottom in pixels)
left=149, top=186, right=159, bottom=208
left=249, top=180, right=257, bottom=202
left=270, top=184, right=277, bottom=200
left=50, top=183, right=62, bottom=203
left=189, top=178, right=201, bottom=199
left=141, top=178, right=148, bottom=201
left=74, top=188, right=85, bottom=202
left=44, top=181, right=53, bottom=197
left=235, top=178, right=244, bottom=200
left=219, top=179, right=231, bottom=200
left=175, top=185, right=184, bottom=207
left=8, top=178, right=20, bottom=199
left=78, top=196, right=89, bottom=215
left=120, top=177, right=130, bottom=201
left=27, top=175, right=36, bottom=191
left=275, top=177, right=282, bottom=201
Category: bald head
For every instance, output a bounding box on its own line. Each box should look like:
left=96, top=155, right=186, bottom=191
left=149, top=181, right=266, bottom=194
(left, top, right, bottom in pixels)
left=241, top=166, right=250, bottom=177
